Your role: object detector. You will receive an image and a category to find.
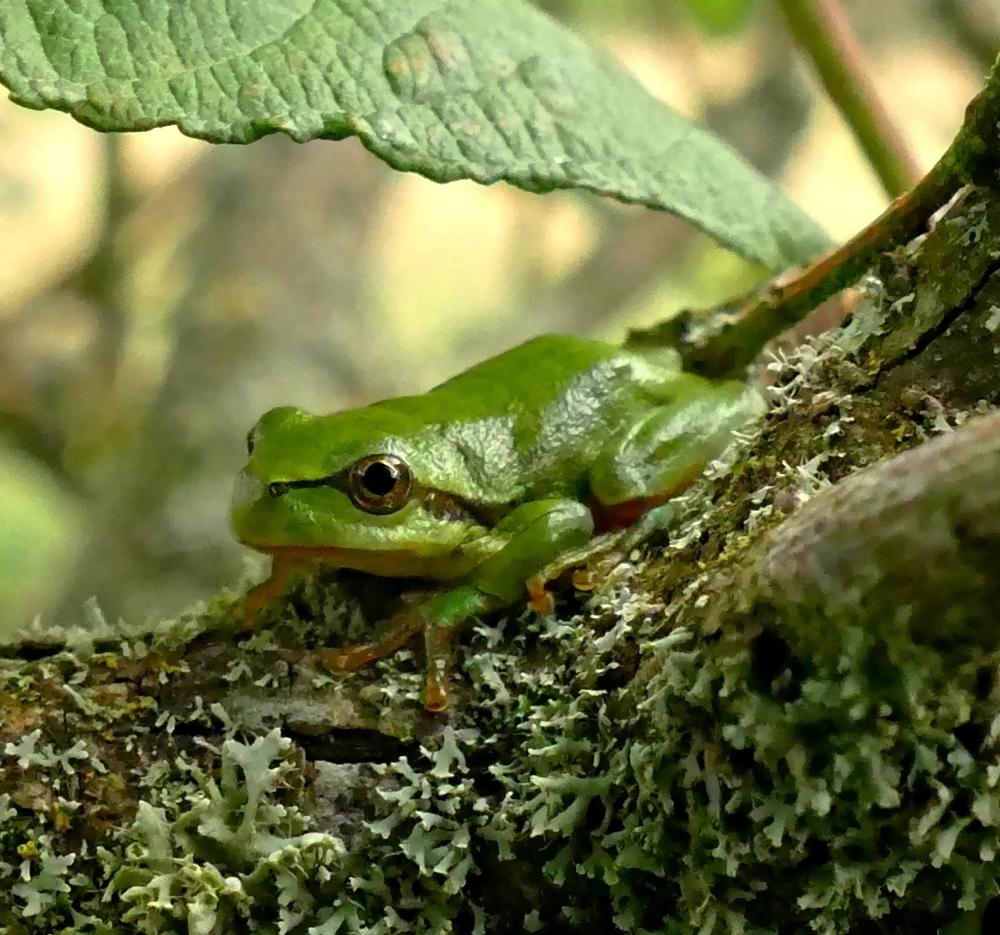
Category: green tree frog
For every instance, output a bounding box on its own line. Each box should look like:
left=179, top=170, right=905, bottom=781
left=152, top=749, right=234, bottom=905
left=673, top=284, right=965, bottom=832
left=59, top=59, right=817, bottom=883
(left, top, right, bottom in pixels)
left=231, top=334, right=760, bottom=710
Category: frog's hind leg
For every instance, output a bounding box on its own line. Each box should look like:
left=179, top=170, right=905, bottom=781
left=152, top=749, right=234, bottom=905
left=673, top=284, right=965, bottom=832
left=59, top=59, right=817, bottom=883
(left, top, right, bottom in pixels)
left=588, top=381, right=758, bottom=511
left=523, top=387, right=759, bottom=608
left=321, top=607, right=425, bottom=673
left=525, top=529, right=630, bottom=612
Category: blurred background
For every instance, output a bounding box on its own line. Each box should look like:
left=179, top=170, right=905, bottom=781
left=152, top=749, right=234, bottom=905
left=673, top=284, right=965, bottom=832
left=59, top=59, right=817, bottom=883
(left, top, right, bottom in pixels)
left=0, top=0, right=995, bottom=637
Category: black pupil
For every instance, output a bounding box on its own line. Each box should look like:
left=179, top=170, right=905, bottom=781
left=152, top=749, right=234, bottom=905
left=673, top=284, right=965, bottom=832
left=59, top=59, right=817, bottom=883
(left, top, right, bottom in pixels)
left=362, top=461, right=398, bottom=496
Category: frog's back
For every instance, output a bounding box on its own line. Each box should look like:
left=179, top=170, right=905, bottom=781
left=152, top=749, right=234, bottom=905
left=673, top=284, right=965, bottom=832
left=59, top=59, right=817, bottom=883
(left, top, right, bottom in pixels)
left=373, top=334, right=676, bottom=502
left=381, top=334, right=619, bottom=425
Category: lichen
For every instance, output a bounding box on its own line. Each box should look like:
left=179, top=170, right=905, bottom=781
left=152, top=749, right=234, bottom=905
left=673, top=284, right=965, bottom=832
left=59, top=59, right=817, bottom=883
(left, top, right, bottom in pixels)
left=101, top=730, right=353, bottom=935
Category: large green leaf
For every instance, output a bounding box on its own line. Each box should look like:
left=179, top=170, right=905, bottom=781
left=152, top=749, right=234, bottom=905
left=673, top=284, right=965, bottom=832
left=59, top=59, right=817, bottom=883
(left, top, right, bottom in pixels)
left=0, top=0, right=832, bottom=269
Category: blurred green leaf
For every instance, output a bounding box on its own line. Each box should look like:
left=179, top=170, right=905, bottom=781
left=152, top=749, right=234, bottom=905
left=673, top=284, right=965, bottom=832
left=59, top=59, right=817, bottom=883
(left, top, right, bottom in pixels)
left=0, top=407, right=76, bottom=493
left=0, top=446, right=81, bottom=639
left=0, top=0, right=829, bottom=270
left=681, top=0, right=758, bottom=35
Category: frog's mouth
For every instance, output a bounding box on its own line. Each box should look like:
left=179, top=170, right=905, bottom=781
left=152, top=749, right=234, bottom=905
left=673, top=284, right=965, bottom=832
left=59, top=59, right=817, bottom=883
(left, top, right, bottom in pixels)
left=250, top=544, right=476, bottom=581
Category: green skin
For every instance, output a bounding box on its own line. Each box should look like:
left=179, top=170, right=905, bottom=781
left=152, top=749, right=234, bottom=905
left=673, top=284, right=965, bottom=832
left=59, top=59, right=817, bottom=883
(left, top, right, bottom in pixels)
left=231, top=334, right=759, bottom=710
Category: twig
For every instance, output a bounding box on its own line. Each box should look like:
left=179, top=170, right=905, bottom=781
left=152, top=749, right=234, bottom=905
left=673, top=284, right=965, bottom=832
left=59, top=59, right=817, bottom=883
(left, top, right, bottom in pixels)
left=627, top=50, right=1000, bottom=380
left=774, top=0, right=921, bottom=198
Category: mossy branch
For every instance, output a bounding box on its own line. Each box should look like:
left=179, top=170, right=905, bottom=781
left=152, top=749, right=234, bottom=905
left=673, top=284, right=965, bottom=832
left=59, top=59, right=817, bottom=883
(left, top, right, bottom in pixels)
left=4, top=170, right=1000, bottom=932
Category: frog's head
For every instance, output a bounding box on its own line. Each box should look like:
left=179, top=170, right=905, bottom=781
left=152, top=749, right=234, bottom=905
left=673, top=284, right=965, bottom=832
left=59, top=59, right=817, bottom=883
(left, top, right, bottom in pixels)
left=230, top=406, right=488, bottom=571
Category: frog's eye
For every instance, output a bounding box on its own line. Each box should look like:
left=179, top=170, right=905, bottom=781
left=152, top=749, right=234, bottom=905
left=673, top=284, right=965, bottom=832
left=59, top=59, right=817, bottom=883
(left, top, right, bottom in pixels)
left=346, top=454, right=412, bottom=514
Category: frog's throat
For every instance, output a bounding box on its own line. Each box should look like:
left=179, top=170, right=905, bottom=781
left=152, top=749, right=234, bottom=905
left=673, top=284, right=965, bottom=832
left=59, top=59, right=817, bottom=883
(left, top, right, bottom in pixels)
left=252, top=544, right=475, bottom=580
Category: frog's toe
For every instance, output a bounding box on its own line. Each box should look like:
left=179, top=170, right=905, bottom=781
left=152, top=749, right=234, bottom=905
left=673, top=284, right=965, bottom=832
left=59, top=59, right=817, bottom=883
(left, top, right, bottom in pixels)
left=423, top=679, right=450, bottom=712
left=320, top=644, right=376, bottom=672
left=526, top=577, right=556, bottom=614
left=570, top=567, right=603, bottom=592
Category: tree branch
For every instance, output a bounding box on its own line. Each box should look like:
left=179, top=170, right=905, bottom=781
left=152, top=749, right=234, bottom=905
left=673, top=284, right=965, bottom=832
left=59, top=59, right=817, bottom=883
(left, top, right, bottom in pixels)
left=4, top=161, right=1000, bottom=932
left=628, top=48, right=1000, bottom=380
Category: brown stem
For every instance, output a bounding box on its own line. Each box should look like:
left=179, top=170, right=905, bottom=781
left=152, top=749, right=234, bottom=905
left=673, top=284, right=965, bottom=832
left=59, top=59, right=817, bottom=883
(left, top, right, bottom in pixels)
left=774, top=0, right=922, bottom=197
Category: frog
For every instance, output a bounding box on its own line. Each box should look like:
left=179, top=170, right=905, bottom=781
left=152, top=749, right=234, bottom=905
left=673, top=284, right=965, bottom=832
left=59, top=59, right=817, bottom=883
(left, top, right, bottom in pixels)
left=230, top=334, right=761, bottom=711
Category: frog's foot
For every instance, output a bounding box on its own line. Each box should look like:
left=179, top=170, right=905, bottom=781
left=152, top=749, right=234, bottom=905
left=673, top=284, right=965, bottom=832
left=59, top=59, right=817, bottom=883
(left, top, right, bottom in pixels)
left=527, top=501, right=687, bottom=608
left=319, top=609, right=424, bottom=673
left=526, top=583, right=556, bottom=615
left=525, top=530, right=629, bottom=612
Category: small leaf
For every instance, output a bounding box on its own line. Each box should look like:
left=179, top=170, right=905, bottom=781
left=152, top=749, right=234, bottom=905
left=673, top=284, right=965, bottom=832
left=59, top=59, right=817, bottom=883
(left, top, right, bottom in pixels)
left=0, top=0, right=831, bottom=269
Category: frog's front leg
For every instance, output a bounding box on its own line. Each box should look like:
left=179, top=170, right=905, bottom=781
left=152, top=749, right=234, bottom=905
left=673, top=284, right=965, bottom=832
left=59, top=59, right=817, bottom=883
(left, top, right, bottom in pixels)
left=326, top=499, right=593, bottom=711
left=319, top=585, right=496, bottom=712
left=419, top=586, right=499, bottom=712
left=422, top=499, right=594, bottom=710
left=238, top=551, right=304, bottom=625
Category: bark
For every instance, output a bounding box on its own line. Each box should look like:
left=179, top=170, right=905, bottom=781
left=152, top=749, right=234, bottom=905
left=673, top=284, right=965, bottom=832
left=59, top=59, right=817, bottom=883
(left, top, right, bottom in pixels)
left=6, top=97, right=1000, bottom=935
